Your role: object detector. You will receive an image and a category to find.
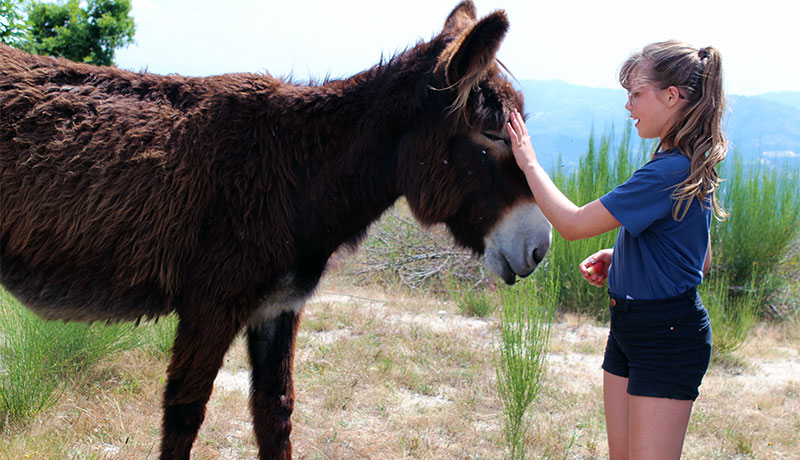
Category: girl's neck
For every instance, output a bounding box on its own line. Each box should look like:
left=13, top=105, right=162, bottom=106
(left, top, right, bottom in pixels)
left=655, top=139, right=674, bottom=155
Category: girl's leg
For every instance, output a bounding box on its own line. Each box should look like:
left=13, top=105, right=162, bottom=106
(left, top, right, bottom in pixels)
left=628, top=395, right=693, bottom=460
left=603, top=371, right=630, bottom=460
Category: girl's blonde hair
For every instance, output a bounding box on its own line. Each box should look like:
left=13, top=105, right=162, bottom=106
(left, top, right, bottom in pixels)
left=619, top=40, right=728, bottom=220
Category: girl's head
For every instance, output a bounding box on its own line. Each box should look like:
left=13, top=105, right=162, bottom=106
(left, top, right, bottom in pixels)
left=620, top=40, right=728, bottom=220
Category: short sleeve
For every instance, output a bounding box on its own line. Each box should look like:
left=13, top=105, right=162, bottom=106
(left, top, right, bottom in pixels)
left=599, top=165, right=673, bottom=237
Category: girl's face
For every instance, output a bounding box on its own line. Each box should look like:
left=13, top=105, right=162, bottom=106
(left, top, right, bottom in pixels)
left=625, top=72, right=686, bottom=143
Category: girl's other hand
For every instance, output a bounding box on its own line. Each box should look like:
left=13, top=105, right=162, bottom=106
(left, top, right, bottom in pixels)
left=506, top=110, right=538, bottom=170
left=579, top=248, right=613, bottom=287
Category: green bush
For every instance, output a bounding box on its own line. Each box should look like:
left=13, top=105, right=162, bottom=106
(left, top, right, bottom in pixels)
left=0, top=288, right=138, bottom=428
left=135, top=314, right=179, bottom=360
left=712, top=156, right=800, bottom=304
left=700, top=273, right=761, bottom=356
left=496, top=269, right=558, bottom=460
left=0, top=289, right=64, bottom=427
left=448, top=276, right=498, bottom=317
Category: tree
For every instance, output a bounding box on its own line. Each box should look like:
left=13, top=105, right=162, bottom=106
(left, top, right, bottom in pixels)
left=2, top=0, right=135, bottom=66
left=0, top=0, right=27, bottom=47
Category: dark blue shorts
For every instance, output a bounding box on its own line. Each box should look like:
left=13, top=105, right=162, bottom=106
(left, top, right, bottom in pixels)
left=602, top=288, right=712, bottom=401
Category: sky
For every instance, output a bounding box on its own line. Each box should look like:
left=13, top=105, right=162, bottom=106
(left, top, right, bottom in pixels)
left=114, top=0, right=799, bottom=97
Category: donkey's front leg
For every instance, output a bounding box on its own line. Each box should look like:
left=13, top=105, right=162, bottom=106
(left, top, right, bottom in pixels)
left=161, top=312, right=241, bottom=460
left=247, top=310, right=302, bottom=460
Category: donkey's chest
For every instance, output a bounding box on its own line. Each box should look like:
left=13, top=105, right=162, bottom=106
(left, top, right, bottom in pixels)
left=249, top=273, right=312, bottom=327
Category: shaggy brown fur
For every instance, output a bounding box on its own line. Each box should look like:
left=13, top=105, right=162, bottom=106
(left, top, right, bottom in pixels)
left=0, top=2, right=550, bottom=459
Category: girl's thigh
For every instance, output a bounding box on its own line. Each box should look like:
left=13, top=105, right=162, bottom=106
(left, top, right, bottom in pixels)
left=628, top=395, right=693, bottom=460
left=603, top=371, right=630, bottom=459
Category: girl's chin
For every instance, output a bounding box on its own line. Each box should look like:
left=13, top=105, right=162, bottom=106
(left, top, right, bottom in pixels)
left=635, top=127, right=658, bottom=140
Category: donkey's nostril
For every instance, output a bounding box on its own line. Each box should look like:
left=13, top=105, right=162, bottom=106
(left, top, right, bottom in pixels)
left=532, top=247, right=545, bottom=265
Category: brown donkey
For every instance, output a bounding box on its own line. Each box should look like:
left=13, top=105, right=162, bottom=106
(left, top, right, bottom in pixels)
left=0, top=2, right=551, bottom=458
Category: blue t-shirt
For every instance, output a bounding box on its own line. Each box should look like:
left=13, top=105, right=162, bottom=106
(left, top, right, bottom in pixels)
left=599, top=150, right=711, bottom=300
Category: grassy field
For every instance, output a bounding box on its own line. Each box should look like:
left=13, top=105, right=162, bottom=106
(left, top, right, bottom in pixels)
left=1, top=272, right=798, bottom=459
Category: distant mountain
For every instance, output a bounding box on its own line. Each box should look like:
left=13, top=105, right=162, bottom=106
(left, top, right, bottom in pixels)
left=757, top=92, right=800, bottom=111
left=518, top=80, right=629, bottom=169
left=726, top=95, right=800, bottom=159
left=518, top=79, right=800, bottom=168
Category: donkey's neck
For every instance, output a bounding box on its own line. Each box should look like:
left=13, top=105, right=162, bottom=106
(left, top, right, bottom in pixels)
left=268, top=41, right=445, bottom=254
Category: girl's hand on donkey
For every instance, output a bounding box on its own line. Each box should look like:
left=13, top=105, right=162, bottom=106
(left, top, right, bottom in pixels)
left=506, top=110, right=539, bottom=170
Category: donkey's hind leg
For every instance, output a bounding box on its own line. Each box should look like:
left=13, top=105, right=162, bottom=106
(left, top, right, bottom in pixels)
left=160, top=311, right=242, bottom=460
left=247, top=310, right=302, bottom=460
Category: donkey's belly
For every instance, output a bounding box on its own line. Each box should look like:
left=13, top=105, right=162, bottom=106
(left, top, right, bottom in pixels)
left=0, top=251, right=171, bottom=323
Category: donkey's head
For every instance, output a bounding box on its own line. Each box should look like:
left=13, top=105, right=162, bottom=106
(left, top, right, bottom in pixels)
left=398, top=1, right=551, bottom=284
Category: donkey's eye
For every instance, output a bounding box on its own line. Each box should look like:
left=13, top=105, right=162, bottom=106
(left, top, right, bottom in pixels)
left=483, top=132, right=508, bottom=146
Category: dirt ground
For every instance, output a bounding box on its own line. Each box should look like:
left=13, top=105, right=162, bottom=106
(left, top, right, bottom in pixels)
left=2, top=279, right=798, bottom=459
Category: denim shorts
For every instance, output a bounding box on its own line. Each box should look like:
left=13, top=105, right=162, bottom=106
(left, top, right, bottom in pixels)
left=602, top=288, right=712, bottom=401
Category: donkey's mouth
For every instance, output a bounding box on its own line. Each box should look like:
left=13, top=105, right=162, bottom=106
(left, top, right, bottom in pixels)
left=484, top=249, right=540, bottom=285
left=493, top=253, right=517, bottom=286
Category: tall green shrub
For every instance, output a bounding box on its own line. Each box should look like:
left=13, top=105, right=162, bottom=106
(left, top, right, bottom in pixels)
left=700, top=273, right=761, bottom=356
left=711, top=156, right=800, bottom=302
left=496, top=270, right=558, bottom=460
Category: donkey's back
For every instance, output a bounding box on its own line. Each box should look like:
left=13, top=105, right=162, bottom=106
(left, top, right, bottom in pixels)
left=0, top=44, right=228, bottom=322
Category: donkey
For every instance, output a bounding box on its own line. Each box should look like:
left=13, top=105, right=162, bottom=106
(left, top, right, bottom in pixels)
left=0, top=2, right=551, bottom=458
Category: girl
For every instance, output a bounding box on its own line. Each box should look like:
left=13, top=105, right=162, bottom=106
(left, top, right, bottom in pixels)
left=506, top=40, right=726, bottom=459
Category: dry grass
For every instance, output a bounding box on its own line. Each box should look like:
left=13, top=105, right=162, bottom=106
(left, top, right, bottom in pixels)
left=1, top=274, right=798, bottom=459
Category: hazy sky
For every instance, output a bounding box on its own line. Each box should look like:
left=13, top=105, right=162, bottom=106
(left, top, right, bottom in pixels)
left=115, top=0, right=799, bottom=96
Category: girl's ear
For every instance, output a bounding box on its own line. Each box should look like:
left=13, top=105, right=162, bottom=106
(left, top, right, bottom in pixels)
left=664, top=86, right=684, bottom=108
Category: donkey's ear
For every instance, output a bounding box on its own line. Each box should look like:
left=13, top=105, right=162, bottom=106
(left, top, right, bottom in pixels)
left=436, top=10, right=509, bottom=87
left=442, top=0, right=477, bottom=37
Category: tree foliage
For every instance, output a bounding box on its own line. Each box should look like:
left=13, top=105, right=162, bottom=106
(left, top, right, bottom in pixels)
left=0, top=0, right=27, bottom=46
left=1, top=0, right=135, bottom=66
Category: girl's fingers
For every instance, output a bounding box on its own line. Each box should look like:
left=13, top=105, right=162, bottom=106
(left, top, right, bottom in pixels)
left=513, top=111, right=527, bottom=135
left=510, top=112, right=530, bottom=145
left=506, top=125, right=517, bottom=148
left=512, top=112, right=522, bottom=133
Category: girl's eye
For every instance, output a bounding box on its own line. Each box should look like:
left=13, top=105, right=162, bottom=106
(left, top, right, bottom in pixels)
left=627, top=87, right=653, bottom=104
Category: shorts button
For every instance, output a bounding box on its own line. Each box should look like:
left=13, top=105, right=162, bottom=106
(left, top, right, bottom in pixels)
left=610, top=299, right=616, bottom=307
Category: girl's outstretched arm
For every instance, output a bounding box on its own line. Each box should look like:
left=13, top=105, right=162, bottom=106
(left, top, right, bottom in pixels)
left=507, top=111, right=620, bottom=241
